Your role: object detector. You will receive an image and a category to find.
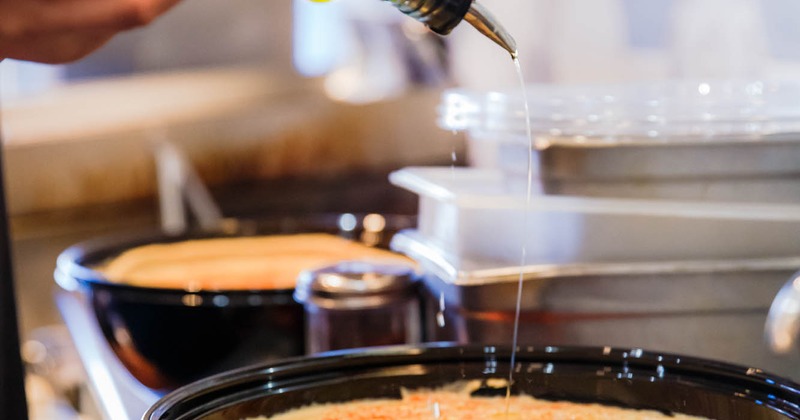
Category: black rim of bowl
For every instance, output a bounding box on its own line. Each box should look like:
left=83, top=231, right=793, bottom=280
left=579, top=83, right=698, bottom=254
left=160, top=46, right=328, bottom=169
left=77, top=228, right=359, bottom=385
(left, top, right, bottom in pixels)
left=54, top=213, right=416, bottom=306
left=145, top=343, right=800, bottom=420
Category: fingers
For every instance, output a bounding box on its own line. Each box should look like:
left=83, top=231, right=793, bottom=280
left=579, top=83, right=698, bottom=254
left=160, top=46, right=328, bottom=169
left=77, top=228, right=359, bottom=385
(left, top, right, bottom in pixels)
left=4, top=0, right=182, bottom=33
left=0, top=29, right=116, bottom=63
left=0, top=0, right=182, bottom=63
left=45, top=0, right=183, bottom=31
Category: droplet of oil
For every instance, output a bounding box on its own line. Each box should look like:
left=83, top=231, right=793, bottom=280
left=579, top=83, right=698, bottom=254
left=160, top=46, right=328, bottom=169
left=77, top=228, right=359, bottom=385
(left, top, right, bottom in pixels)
left=436, top=292, right=446, bottom=328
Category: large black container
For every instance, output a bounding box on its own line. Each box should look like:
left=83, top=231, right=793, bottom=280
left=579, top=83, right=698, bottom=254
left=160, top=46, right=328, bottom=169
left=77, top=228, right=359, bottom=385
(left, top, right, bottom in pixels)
left=145, top=344, right=800, bottom=419
left=54, top=214, right=415, bottom=392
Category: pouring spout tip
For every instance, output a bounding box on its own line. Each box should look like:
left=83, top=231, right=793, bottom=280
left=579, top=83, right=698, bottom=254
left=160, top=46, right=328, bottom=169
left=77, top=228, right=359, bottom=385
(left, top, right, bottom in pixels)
left=464, top=2, right=518, bottom=60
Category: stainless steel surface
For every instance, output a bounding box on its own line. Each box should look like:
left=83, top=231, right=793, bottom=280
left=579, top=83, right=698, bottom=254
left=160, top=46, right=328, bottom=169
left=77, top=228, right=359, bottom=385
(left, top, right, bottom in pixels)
left=521, top=135, right=800, bottom=203
left=295, top=261, right=417, bottom=309
left=56, top=292, right=158, bottom=420
left=154, top=138, right=224, bottom=234
left=765, top=270, right=800, bottom=354
left=386, top=0, right=516, bottom=56
left=464, top=2, right=517, bottom=57
left=296, top=261, right=421, bottom=354
left=386, top=0, right=471, bottom=35
left=392, top=229, right=800, bottom=379
left=393, top=229, right=800, bottom=311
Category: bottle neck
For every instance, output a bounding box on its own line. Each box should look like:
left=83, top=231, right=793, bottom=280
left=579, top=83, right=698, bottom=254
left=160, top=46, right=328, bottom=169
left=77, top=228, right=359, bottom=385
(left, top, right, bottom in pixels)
left=386, top=0, right=473, bottom=35
left=385, top=0, right=517, bottom=57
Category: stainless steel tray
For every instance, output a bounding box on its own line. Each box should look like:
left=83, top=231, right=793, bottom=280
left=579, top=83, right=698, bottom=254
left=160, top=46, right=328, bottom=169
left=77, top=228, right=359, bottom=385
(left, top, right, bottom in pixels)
left=504, top=134, right=800, bottom=204
left=391, top=229, right=800, bottom=379
left=392, top=229, right=799, bottom=312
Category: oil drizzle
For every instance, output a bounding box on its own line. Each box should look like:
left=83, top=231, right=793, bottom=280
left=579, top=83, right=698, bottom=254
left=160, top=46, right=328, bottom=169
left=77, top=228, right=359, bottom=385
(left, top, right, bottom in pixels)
left=505, top=55, right=534, bottom=417
left=436, top=292, right=446, bottom=328
left=451, top=130, right=459, bottom=181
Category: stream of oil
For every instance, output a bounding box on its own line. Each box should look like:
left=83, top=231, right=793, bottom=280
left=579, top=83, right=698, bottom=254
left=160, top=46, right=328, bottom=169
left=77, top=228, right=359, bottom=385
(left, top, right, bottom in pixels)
left=505, top=55, right=535, bottom=417
left=430, top=56, right=533, bottom=420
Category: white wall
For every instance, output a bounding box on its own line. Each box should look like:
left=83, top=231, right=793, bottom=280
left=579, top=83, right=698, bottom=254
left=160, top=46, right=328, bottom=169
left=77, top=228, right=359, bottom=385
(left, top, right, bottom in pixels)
left=1, top=0, right=295, bottom=101
left=450, top=0, right=800, bottom=90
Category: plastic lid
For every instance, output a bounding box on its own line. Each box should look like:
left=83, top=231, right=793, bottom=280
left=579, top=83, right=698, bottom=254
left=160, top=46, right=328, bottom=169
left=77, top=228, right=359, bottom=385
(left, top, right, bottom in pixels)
left=389, top=166, right=800, bottom=220
left=439, top=80, right=800, bottom=145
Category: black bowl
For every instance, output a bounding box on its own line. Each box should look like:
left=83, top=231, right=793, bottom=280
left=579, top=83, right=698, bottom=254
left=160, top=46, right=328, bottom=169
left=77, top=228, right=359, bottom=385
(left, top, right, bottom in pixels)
left=145, top=343, right=800, bottom=419
left=54, top=214, right=416, bottom=392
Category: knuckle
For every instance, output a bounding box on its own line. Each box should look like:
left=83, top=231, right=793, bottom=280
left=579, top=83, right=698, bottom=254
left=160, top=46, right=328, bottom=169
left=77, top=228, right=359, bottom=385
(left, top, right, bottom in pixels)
left=121, top=0, right=160, bottom=27
left=0, top=19, right=31, bottom=39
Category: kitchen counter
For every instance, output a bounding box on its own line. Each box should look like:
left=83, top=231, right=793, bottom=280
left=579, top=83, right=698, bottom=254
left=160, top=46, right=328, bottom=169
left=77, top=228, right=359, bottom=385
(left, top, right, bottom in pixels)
left=7, top=67, right=800, bottom=419
left=12, top=171, right=424, bottom=419
left=9, top=168, right=424, bottom=337
left=3, top=65, right=465, bottom=337
left=2, top=66, right=466, bottom=216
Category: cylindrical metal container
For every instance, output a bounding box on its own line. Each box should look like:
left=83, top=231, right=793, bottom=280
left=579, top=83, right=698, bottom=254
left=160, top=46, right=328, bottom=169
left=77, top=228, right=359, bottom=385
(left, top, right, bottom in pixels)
left=295, top=261, right=421, bottom=354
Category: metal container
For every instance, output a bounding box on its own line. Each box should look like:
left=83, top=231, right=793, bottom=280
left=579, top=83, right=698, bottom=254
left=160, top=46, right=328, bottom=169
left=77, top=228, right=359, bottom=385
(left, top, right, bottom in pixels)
left=295, top=261, right=421, bottom=354
left=390, top=166, right=800, bottom=266
left=440, top=80, right=800, bottom=204
left=391, top=229, right=800, bottom=380
left=506, top=135, right=800, bottom=204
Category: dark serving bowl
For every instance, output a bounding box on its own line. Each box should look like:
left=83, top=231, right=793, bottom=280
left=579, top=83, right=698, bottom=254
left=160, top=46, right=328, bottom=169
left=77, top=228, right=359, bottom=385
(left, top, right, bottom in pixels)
left=145, top=343, right=800, bottom=420
left=54, top=214, right=416, bottom=393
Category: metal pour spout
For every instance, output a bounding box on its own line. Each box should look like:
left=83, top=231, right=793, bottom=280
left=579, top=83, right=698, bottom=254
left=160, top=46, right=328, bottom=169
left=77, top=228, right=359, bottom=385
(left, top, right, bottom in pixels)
left=463, top=2, right=518, bottom=58
left=386, top=0, right=517, bottom=58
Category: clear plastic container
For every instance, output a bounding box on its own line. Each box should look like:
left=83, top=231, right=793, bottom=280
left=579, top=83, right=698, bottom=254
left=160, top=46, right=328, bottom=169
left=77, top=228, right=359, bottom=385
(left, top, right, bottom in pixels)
left=438, top=80, right=800, bottom=203
left=390, top=166, right=800, bottom=266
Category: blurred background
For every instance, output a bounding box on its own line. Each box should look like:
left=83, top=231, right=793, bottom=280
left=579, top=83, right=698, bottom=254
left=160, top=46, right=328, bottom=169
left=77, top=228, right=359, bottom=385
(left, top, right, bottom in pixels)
left=5, top=0, right=800, bottom=418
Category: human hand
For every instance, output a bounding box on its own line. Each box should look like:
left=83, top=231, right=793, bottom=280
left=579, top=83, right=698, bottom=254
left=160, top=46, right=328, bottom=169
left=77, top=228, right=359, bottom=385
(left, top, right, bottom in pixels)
left=0, top=0, right=182, bottom=63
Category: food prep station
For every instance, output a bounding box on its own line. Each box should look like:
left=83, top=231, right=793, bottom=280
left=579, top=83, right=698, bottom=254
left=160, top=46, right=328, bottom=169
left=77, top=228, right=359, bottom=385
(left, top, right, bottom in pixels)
left=5, top=4, right=800, bottom=418
left=5, top=80, right=793, bottom=419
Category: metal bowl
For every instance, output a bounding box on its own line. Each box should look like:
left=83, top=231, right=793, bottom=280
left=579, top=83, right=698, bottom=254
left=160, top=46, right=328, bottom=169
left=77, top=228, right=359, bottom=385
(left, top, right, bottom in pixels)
left=145, top=343, right=800, bottom=419
left=54, top=214, right=415, bottom=392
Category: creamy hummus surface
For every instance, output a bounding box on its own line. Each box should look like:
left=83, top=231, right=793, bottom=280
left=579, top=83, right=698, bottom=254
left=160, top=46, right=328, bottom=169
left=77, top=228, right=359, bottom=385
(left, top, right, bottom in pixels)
left=97, top=233, right=412, bottom=290
left=251, top=387, right=707, bottom=420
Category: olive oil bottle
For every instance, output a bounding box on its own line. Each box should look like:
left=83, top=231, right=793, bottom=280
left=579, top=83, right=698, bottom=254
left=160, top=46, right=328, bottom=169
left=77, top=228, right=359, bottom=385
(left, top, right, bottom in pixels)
left=312, top=0, right=516, bottom=56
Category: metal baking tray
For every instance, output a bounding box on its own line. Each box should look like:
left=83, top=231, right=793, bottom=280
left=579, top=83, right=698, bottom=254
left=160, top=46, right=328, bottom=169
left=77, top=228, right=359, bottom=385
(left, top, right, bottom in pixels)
left=392, top=229, right=797, bottom=313
left=391, top=166, right=800, bottom=267
left=391, top=229, right=800, bottom=378
left=505, top=134, right=800, bottom=204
